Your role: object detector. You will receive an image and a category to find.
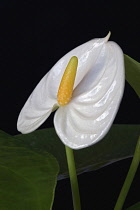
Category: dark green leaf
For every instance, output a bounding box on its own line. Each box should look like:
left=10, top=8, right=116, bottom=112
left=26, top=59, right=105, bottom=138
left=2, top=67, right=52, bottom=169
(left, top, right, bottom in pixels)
left=126, top=202, right=140, bottom=210
left=0, top=132, right=59, bottom=210
left=14, top=125, right=140, bottom=179
left=124, top=54, right=140, bottom=97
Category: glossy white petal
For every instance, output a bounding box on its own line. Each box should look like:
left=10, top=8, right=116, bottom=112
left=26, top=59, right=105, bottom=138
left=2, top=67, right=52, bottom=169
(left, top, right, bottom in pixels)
left=17, top=72, right=57, bottom=133
left=54, top=40, right=125, bottom=149
left=45, top=32, right=112, bottom=99
left=17, top=33, right=111, bottom=134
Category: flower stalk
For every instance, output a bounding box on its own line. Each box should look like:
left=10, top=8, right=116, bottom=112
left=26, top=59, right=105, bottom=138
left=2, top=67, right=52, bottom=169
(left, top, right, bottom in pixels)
left=65, top=146, right=81, bottom=210
left=114, top=136, right=140, bottom=210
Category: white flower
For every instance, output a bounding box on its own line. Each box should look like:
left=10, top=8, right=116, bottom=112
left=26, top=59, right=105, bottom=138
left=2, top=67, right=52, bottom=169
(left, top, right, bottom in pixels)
left=17, top=32, right=125, bottom=149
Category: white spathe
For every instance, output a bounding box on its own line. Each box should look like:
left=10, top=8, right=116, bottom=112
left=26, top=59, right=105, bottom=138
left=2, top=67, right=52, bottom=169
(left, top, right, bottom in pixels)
left=17, top=32, right=125, bottom=149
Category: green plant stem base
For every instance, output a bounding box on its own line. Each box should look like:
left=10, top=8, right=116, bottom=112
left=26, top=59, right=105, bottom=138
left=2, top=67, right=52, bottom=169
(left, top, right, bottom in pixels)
left=114, top=136, right=140, bottom=210
left=65, top=146, right=81, bottom=210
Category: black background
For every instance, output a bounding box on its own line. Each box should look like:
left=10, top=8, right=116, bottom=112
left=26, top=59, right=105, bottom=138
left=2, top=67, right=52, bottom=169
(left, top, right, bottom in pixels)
left=0, top=1, right=140, bottom=209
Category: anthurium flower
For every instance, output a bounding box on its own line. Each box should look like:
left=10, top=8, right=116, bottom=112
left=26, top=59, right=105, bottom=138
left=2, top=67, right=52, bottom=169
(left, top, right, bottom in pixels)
left=17, top=32, right=125, bottom=149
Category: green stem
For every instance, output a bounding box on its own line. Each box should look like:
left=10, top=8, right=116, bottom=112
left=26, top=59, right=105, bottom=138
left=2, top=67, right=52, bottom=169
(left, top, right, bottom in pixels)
left=114, top=136, right=140, bottom=210
left=65, top=146, right=81, bottom=210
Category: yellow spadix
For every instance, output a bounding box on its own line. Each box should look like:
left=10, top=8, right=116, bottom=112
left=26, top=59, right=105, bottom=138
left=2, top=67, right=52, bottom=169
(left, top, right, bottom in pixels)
left=57, top=56, right=78, bottom=106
